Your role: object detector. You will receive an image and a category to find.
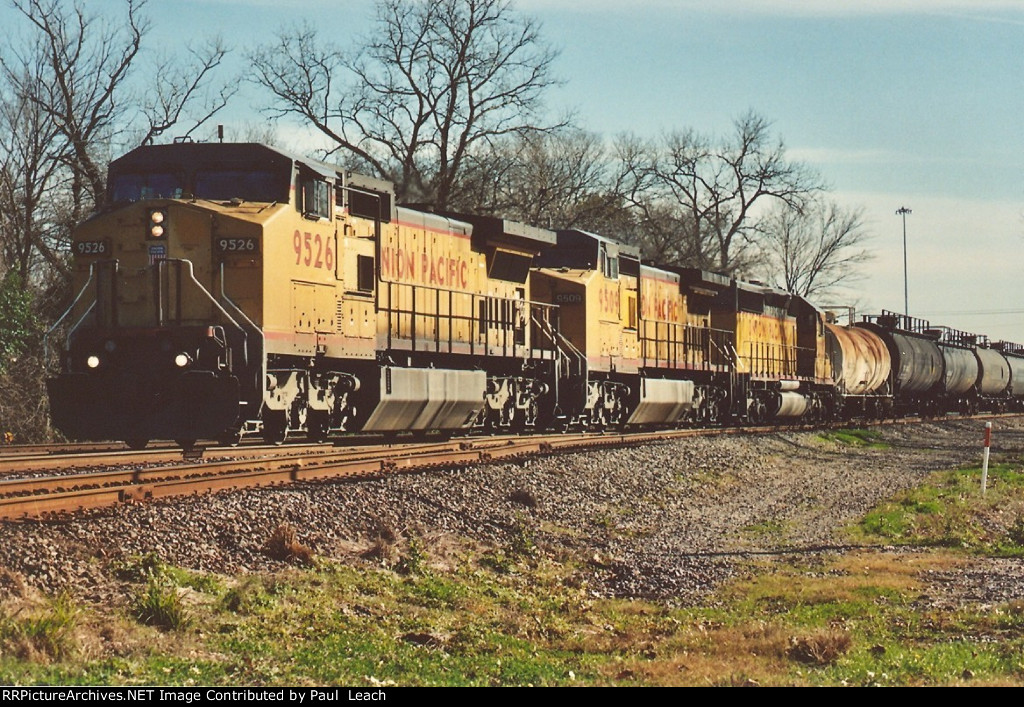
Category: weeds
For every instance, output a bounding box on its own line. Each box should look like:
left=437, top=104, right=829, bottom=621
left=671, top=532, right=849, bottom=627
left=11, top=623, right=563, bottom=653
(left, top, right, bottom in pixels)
left=133, top=577, right=190, bottom=630
left=819, top=429, right=888, bottom=448
left=508, top=513, right=537, bottom=558
left=396, top=535, right=426, bottom=576
left=221, top=577, right=274, bottom=615
left=851, top=463, right=1024, bottom=553
left=112, top=552, right=164, bottom=582
left=787, top=630, right=852, bottom=666
left=262, top=523, right=315, bottom=566
left=0, top=594, right=78, bottom=661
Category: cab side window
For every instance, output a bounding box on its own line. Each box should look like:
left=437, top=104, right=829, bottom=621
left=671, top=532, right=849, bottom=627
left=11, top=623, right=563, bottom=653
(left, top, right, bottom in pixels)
left=301, top=176, right=331, bottom=220
left=600, top=244, right=619, bottom=279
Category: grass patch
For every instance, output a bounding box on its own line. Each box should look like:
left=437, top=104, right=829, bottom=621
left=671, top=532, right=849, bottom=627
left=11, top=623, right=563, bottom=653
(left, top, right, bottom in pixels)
left=850, top=463, right=1024, bottom=553
left=741, top=518, right=787, bottom=540
left=132, top=577, right=191, bottom=630
left=0, top=594, right=78, bottom=662
left=819, top=428, right=888, bottom=448
left=5, top=543, right=1024, bottom=685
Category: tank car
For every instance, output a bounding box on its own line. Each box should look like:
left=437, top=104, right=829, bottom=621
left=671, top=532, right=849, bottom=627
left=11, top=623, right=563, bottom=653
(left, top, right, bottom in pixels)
left=47, top=142, right=560, bottom=448
left=994, top=341, right=1024, bottom=410
left=857, top=312, right=945, bottom=416
left=823, top=317, right=892, bottom=418
left=857, top=311, right=1015, bottom=417
left=973, top=342, right=1012, bottom=411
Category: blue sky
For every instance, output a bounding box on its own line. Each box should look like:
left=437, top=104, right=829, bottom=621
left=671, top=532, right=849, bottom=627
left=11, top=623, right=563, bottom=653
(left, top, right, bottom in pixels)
left=6, top=0, right=1023, bottom=340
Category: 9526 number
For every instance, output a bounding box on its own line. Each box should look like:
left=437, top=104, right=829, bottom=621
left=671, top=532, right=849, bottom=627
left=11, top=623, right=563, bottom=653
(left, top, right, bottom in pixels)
left=293, top=230, right=334, bottom=271
left=216, top=237, right=259, bottom=254
left=74, top=240, right=109, bottom=256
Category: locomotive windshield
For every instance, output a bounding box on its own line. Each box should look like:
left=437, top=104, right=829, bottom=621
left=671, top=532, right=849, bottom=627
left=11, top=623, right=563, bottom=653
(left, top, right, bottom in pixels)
left=109, top=172, right=185, bottom=202
left=109, top=167, right=287, bottom=204
left=194, top=169, right=284, bottom=202
left=107, top=143, right=298, bottom=206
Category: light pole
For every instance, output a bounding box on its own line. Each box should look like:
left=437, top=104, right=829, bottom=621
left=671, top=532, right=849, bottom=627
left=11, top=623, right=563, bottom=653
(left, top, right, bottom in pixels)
left=896, top=206, right=912, bottom=317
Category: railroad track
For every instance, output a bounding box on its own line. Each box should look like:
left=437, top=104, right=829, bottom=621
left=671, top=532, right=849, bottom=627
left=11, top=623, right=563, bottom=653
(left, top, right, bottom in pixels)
left=2, top=414, right=1018, bottom=521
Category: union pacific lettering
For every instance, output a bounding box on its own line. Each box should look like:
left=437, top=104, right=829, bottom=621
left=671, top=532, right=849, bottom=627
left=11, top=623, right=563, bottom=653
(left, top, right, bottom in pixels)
left=379, top=218, right=474, bottom=291
left=379, top=246, right=470, bottom=290
left=640, top=278, right=680, bottom=322
left=641, top=295, right=680, bottom=322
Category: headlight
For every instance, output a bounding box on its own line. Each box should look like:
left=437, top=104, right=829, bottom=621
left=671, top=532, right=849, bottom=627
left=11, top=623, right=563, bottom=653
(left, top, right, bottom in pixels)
left=174, top=353, right=190, bottom=368
left=86, top=355, right=100, bottom=369
left=147, top=209, right=167, bottom=240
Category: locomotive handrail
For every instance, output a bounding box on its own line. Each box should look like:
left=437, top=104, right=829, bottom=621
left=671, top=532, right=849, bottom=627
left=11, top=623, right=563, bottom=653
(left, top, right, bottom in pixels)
left=43, top=262, right=99, bottom=372
left=219, top=262, right=264, bottom=367
left=219, top=262, right=267, bottom=410
left=378, top=279, right=555, bottom=359
left=155, top=259, right=243, bottom=333
left=534, top=310, right=584, bottom=360
left=639, top=322, right=735, bottom=371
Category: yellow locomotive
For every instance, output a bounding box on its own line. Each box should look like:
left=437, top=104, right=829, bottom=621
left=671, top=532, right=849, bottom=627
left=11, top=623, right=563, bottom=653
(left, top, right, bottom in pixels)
left=57, top=141, right=1007, bottom=449
left=48, top=143, right=558, bottom=447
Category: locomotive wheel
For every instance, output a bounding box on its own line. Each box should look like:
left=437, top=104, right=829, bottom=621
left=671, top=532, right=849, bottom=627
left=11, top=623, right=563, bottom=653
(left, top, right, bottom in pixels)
left=124, top=438, right=149, bottom=451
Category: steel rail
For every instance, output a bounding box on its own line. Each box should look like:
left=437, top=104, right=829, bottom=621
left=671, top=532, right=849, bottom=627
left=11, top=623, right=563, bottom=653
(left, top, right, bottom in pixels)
left=2, top=413, right=1020, bottom=521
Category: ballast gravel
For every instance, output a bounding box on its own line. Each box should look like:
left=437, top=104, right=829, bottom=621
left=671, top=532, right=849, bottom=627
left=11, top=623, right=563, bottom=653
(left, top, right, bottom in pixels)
left=3, top=417, right=1024, bottom=608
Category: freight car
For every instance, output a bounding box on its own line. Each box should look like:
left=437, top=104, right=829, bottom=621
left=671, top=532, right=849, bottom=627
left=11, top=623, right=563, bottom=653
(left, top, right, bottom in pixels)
left=44, top=141, right=1024, bottom=448
left=857, top=312, right=1013, bottom=416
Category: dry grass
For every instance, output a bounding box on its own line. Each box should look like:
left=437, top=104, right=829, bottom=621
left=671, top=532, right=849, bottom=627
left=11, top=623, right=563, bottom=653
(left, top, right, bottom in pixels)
left=787, top=630, right=852, bottom=665
left=262, top=523, right=314, bottom=566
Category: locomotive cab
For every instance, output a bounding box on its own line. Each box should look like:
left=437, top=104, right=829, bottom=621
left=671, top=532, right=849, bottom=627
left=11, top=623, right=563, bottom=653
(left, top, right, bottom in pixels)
left=47, top=144, right=305, bottom=446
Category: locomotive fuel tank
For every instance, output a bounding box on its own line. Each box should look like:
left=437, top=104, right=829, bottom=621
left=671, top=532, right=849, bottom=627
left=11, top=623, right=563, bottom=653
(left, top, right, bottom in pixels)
left=625, top=378, right=695, bottom=425
left=825, top=323, right=890, bottom=395
left=774, top=390, right=809, bottom=418
left=975, top=347, right=1011, bottom=395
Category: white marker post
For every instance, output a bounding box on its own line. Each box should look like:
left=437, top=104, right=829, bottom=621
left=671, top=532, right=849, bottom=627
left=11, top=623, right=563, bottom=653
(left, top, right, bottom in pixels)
left=982, top=422, right=992, bottom=497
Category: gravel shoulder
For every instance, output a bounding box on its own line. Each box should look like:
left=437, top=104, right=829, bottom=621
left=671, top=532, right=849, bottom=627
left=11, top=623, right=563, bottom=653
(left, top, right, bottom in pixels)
left=3, top=417, right=1024, bottom=608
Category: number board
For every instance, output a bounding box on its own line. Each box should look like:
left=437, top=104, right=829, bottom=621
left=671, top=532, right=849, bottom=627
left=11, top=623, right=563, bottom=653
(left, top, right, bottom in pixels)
left=73, top=240, right=110, bottom=257
left=215, top=237, right=260, bottom=255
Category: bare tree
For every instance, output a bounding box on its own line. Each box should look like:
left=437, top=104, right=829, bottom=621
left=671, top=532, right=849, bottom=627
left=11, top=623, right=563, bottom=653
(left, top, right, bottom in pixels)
left=4, top=0, right=234, bottom=211
left=756, top=200, right=873, bottom=299
left=0, top=0, right=234, bottom=292
left=138, top=37, right=236, bottom=145
left=5, top=0, right=148, bottom=212
left=250, top=0, right=563, bottom=208
left=0, top=52, right=71, bottom=283
left=452, top=129, right=620, bottom=229
left=614, top=111, right=823, bottom=274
